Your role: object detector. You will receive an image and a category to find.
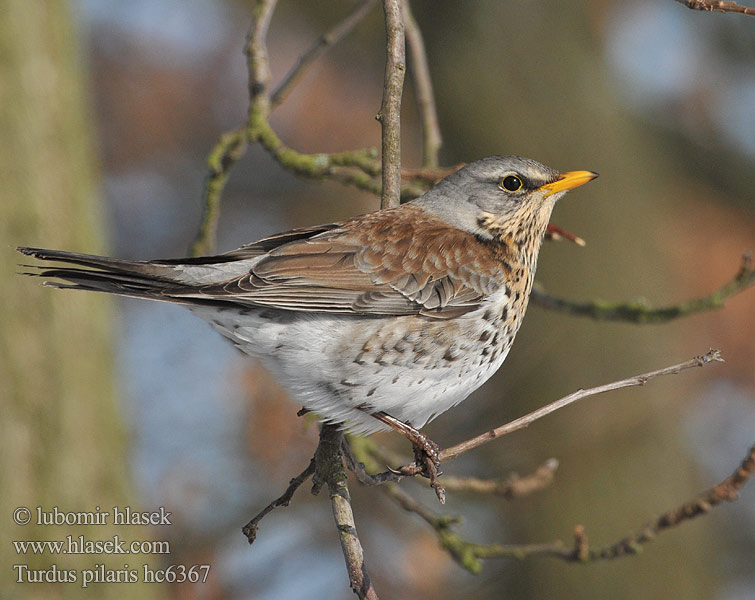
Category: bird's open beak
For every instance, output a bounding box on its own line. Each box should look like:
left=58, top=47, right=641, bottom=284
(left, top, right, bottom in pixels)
left=539, top=170, right=598, bottom=196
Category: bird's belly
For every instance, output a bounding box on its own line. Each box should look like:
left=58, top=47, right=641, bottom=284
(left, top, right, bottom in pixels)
left=191, top=304, right=514, bottom=435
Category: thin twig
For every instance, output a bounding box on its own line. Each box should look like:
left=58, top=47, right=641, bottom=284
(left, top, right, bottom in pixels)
left=246, top=0, right=277, bottom=103
left=314, top=425, right=379, bottom=600
left=242, top=458, right=316, bottom=544
left=402, top=0, right=441, bottom=167
left=440, top=349, right=723, bottom=463
left=531, top=252, right=754, bottom=323
left=347, top=432, right=558, bottom=501
left=587, top=443, right=755, bottom=560
left=352, top=351, right=723, bottom=482
left=441, top=459, right=559, bottom=498
left=377, top=0, right=406, bottom=208
left=383, top=482, right=566, bottom=573
left=271, top=0, right=378, bottom=106
left=190, top=0, right=277, bottom=257
left=673, top=0, right=755, bottom=15
left=385, top=444, right=755, bottom=572
left=342, top=436, right=404, bottom=486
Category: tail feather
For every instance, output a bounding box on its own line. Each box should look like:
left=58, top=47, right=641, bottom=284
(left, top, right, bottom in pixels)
left=18, top=247, right=175, bottom=278
left=18, top=246, right=205, bottom=304
left=33, top=266, right=174, bottom=296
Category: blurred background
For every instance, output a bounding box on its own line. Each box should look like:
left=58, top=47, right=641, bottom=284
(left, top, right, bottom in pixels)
left=2, top=1, right=753, bottom=599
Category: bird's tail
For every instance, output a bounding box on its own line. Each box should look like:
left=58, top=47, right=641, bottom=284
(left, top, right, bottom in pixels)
left=17, top=247, right=190, bottom=302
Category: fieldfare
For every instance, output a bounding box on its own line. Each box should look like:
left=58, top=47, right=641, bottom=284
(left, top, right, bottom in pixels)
left=19, top=155, right=597, bottom=487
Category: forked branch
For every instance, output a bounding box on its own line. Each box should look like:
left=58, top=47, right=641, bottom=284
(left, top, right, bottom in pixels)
left=382, top=443, right=755, bottom=572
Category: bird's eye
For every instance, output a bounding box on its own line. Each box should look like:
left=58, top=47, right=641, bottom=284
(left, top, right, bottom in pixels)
left=499, top=175, right=523, bottom=192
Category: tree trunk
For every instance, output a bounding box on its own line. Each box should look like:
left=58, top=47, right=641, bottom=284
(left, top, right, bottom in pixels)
left=0, top=2, right=159, bottom=598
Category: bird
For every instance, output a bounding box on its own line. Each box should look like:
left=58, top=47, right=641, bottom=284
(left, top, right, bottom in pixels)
left=19, top=155, right=597, bottom=492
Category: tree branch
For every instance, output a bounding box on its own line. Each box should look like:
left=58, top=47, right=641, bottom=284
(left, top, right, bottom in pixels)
left=313, top=425, right=379, bottom=600
left=531, top=252, right=754, bottom=323
left=587, top=442, right=755, bottom=559
left=439, top=349, right=723, bottom=463
left=189, top=128, right=247, bottom=256
left=673, top=0, right=755, bottom=15
left=377, top=0, right=406, bottom=208
left=383, top=482, right=565, bottom=573
left=192, top=1, right=380, bottom=256
left=246, top=0, right=277, bottom=103
left=402, top=0, right=442, bottom=168
left=384, top=443, right=755, bottom=572
left=271, top=0, right=378, bottom=107
left=242, top=457, right=315, bottom=544
left=440, top=459, right=559, bottom=498
left=243, top=425, right=379, bottom=598
left=348, top=351, right=723, bottom=483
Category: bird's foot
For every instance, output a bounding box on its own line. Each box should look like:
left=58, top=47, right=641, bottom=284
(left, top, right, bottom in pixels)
left=410, top=434, right=446, bottom=503
left=362, top=409, right=447, bottom=502
left=367, top=410, right=446, bottom=503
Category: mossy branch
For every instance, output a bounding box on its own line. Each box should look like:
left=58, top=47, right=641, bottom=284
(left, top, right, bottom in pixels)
left=379, top=443, right=755, bottom=573
left=189, top=128, right=247, bottom=256
left=190, top=0, right=436, bottom=255
left=531, top=252, right=754, bottom=323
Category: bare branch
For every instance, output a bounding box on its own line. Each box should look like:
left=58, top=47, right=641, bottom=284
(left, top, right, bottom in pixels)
left=271, top=1, right=378, bottom=107
left=193, top=0, right=416, bottom=252
left=347, top=431, right=558, bottom=504
left=587, top=443, right=755, bottom=560
left=191, top=0, right=278, bottom=257
left=242, top=431, right=379, bottom=596
left=385, top=444, right=755, bottom=571
left=439, top=349, right=723, bottom=463
left=246, top=0, right=278, bottom=103
left=531, top=252, right=755, bottom=323
left=377, top=0, right=406, bottom=208
left=314, top=425, right=379, bottom=600
left=402, top=0, right=442, bottom=167
left=242, top=457, right=316, bottom=544
left=673, top=0, right=755, bottom=15
left=345, top=351, right=723, bottom=484
left=441, top=458, right=559, bottom=498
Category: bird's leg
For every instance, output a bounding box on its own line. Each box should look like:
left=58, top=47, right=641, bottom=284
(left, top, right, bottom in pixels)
left=368, top=410, right=446, bottom=503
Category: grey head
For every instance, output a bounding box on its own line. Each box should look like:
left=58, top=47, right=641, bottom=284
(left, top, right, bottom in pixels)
left=413, top=155, right=596, bottom=239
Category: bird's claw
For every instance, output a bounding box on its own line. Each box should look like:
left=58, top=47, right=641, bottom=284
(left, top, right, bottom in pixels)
left=411, top=436, right=446, bottom=503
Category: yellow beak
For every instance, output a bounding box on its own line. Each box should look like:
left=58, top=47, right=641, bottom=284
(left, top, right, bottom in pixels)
left=539, top=170, right=598, bottom=196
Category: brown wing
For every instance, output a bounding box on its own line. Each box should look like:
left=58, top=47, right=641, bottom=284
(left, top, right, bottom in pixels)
left=178, top=205, right=504, bottom=319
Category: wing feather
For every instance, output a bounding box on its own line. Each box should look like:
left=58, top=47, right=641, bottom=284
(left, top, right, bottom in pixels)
left=173, top=205, right=506, bottom=318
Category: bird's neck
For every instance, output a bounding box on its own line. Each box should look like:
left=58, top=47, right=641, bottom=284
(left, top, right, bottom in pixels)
left=476, top=207, right=552, bottom=272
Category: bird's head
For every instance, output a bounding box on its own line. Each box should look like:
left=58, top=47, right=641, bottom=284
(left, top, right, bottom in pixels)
left=416, top=155, right=597, bottom=243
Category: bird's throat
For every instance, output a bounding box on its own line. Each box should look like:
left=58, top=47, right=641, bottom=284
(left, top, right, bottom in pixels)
left=476, top=210, right=550, bottom=270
